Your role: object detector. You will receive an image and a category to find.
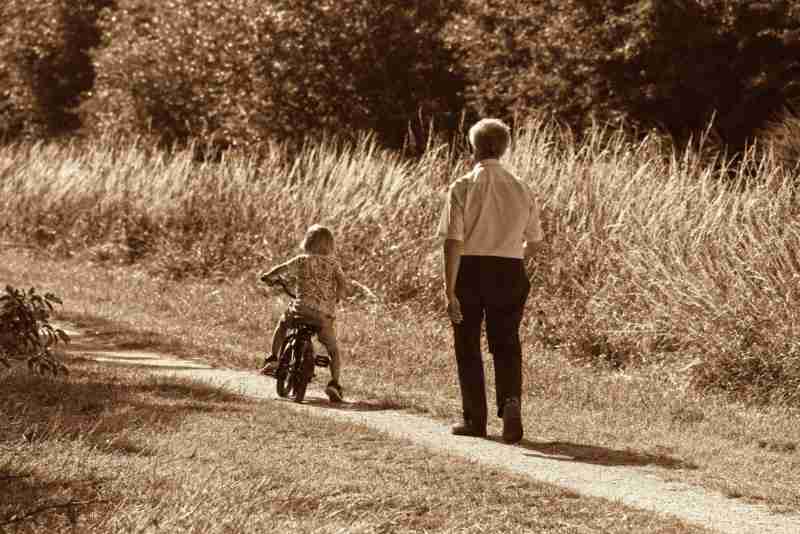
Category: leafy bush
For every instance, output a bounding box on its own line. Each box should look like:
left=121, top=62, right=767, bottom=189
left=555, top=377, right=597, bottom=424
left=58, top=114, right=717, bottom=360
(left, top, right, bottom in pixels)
left=0, top=286, right=69, bottom=375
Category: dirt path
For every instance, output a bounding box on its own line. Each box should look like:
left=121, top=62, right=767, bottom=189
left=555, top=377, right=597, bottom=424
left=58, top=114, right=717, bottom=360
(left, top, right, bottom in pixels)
left=60, top=323, right=799, bottom=534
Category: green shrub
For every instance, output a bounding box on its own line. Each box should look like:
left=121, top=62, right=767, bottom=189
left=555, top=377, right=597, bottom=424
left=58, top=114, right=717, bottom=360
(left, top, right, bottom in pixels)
left=0, top=286, right=69, bottom=375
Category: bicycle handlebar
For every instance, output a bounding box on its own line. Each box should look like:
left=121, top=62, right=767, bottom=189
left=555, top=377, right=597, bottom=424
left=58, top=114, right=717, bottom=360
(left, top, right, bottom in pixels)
left=261, top=274, right=296, bottom=299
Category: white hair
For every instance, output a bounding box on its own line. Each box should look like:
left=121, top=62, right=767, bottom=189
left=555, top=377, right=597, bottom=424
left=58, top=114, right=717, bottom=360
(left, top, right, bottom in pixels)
left=468, top=118, right=511, bottom=158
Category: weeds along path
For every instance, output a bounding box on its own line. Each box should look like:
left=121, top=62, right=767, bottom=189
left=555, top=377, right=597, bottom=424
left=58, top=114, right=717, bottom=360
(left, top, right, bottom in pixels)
left=58, top=323, right=799, bottom=534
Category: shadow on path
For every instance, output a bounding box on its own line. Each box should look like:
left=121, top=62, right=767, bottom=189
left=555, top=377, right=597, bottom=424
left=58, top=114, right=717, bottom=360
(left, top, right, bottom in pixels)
left=54, top=312, right=216, bottom=367
left=490, top=437, right=698, bottom=470
left=281, top=396, right=404, bottom=413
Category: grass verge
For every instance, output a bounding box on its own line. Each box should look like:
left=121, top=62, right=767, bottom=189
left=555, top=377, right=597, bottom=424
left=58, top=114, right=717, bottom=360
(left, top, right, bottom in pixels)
left=2, top=250, right=799, bottom=515
left=1, top=359, right=713, bottom=533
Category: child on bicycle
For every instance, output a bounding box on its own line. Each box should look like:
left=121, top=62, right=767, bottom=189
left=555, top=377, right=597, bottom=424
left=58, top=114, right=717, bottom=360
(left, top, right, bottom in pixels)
left=259, top=224, right=347, bottom=402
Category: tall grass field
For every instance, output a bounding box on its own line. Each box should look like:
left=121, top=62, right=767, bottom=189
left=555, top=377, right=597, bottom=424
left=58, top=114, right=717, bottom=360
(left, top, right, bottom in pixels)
left=3, top=120, right=800, bottom=523
left=3, top=120, right=799, bottom=405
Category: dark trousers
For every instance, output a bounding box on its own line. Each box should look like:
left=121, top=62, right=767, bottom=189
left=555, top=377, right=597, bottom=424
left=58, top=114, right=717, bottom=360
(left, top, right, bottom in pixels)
left=452, top=255, right=530, bottom=427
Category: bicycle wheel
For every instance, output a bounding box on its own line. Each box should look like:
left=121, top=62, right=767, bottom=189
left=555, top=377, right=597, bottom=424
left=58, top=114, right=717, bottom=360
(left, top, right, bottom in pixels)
left=275, top=337, right=295, bottom=398
left=292, top=339, right=315, bottom=403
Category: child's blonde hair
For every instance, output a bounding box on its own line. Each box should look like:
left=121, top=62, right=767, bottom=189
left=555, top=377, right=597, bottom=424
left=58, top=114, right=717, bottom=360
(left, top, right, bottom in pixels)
left=301, top=224, right=335, bottom=255
left=468, top=118, right=511, bottom=159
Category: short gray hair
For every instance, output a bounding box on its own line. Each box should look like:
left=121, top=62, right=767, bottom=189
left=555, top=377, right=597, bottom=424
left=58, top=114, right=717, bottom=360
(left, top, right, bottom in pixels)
left=468, top=118, right=511, bottom=158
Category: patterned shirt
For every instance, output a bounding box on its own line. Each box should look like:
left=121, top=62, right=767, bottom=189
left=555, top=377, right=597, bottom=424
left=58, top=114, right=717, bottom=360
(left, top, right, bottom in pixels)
left=437, top=159, right=542, bottom=258
left=286, top=254, right=345, bottom=317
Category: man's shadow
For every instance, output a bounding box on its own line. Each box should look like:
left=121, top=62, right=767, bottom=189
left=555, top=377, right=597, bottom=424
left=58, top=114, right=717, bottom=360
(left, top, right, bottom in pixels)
left=488, top=437, right=698, bottom=470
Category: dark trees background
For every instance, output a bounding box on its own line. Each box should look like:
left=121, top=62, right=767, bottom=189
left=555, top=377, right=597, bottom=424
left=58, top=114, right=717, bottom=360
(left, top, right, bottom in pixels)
left=2, top=0, right=800, bottom=152
left=81, top=0, right=463, bottom=150
left=453, top=0, right=800, bottom=151
left=263, top=0, right=465, bottom=150
left=0, top=0, right=111, bottom=140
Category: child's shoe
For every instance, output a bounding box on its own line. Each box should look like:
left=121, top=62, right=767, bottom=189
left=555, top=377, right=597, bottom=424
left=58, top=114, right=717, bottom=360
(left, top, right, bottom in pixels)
left=325, top=380, right=344, bottom=403
left=260, top=354, right=278, bottom=376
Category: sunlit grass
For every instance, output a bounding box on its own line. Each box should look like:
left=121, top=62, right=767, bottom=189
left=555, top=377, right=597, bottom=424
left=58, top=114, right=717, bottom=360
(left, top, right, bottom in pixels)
left=3, top=119, right=800, bottom=510
left=3, top=251, right=799, bottom=513
left=3, top=122, right=800, bottom=406
left=1, top=360, right=712, bottom=533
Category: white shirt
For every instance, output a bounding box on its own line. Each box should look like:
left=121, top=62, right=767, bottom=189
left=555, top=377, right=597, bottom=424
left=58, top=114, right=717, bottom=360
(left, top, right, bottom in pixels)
left=437, top=159, right=542, bottom=259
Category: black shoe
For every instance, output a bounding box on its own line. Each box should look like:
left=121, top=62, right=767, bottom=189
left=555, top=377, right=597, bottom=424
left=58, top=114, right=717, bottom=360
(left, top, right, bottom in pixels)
left=502, top=397, right=523, bottom=443
left=260, top=354, right=278, bottom=376
left=451, top=421, right=487, bottom=438
left=325, top=380, right=344, bottom=403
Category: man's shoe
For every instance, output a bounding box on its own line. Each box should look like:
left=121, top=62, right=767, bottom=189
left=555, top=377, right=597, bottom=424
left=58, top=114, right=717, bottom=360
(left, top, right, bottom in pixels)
left=325, top=380, right=344, bottom=403
left=502, top=398, right=523, bottom=443
left=451, top=422, right=487, bottom=438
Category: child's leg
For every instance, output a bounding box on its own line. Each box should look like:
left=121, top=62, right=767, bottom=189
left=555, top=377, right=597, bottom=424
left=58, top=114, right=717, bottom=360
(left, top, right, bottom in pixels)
left=271, top=313, right=291, bottom=358
left=317, top=320, right=341, bottom=383
left=329, top=351, right=341, bottom=384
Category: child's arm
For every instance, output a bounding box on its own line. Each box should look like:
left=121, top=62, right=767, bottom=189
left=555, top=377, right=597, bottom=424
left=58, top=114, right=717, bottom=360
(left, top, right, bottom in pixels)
left=332, top=262, right=378, bottom=302
left=348, top=279, right=378, bottom=301
left=259, top=261, right=290, bottom=283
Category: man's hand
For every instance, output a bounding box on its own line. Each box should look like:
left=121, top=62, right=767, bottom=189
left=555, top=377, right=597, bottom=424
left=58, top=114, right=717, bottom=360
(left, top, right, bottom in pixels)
left=524, top=240, right=546, bottom=260
left=446, top=293, right=463, bottom=324
left=443, top=239, right=464, bottom=324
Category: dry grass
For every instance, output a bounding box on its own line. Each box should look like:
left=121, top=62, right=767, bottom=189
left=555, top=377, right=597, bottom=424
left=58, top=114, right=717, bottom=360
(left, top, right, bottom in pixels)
left=2, top=251, right=799, bottom=516
left=1, top=358, right=710, bottom=533
left=2, top=122, right=800, bottom=405
left=2, top=120, right=800, bottom=514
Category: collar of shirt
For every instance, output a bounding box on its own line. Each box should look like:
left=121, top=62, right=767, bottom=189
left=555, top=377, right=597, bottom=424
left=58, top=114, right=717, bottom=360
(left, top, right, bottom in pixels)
left=474, top=158, right=502, bottom=171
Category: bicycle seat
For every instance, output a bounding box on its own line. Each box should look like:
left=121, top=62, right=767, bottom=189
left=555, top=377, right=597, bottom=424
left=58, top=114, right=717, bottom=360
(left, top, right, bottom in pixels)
left=286, top=304, right=325, bottom=331
left=285, top=314, right=320, bottom=331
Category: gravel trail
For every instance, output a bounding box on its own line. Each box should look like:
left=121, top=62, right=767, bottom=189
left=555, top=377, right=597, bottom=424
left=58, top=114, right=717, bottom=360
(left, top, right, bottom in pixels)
left=61, top=323, right=800, bottom=534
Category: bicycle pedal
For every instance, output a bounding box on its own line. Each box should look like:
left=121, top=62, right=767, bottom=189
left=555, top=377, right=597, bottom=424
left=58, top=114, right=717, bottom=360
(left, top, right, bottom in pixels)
left=315, top=354, right=331, bottom=367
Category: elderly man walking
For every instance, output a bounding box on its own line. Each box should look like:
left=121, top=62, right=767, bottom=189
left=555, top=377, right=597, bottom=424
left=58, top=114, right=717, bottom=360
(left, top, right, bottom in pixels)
left=437, top=118, right=543, bottom=443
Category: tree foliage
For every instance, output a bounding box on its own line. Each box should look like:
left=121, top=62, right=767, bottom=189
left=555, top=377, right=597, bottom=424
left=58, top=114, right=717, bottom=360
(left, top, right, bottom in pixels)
left=452, top=0, right=800, bottom=149
left=264, top=0, right=465, bottom=149
left=3, top=0, right=800, bottom=151
left=0, top=0, right=111, bottom=139
left=84, top=0, right=464, bottom=150
left=0, top=286, right=69, bottom=375
left=84, top=0, right=278, bottom=150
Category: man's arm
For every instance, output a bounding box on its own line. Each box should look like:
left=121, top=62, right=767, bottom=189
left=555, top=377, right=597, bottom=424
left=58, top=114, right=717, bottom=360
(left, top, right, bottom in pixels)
left=443, top=238, right=464, bottom=323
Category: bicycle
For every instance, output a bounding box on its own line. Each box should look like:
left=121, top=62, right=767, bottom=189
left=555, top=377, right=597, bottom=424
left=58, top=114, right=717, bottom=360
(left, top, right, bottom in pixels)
left=260, top=274, right=331, bottom=403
